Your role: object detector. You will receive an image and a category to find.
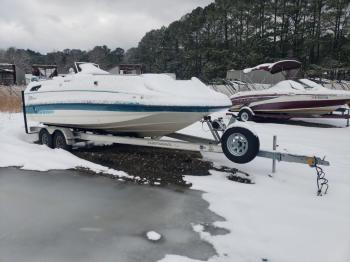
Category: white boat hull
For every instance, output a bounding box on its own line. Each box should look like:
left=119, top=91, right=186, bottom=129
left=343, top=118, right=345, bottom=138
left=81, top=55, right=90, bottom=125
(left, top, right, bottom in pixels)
left=27, top=110, right=210, bottom=137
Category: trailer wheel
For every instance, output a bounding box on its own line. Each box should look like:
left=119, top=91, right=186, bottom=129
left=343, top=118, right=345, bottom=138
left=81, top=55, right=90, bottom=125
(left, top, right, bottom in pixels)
left=39, top=129, right=53, bottom=148
left=221, top=126, right=260, bottom=164
left=238, top=109, right=253, bottom=122
left=53, top=131, right=72, bottom=151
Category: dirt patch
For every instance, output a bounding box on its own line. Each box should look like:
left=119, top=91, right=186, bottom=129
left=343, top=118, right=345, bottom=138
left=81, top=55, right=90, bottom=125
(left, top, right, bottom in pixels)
left=73, top=144, right=213, bottom=186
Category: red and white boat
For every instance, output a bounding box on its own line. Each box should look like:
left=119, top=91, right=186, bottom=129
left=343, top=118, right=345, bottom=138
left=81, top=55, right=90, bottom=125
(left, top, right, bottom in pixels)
left=230, top=60, right=350, bottom=121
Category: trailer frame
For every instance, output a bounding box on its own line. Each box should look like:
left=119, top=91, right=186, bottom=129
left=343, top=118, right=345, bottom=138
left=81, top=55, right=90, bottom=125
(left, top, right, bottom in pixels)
left=27, top=123, right=330, bottom=169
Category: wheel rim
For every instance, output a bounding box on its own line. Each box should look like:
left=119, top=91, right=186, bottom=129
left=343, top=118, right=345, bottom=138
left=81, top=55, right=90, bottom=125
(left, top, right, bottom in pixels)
left=241, top=112, right=249, bottom=122
left=55, top=135, right=65, bottom=149
left=42, top=133, right=49, bottom=145
left=226, top=133, right=249, bottom=156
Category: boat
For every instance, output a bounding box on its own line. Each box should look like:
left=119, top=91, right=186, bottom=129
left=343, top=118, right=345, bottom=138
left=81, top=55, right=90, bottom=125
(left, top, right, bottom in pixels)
left=230, top=60, right=350, bottom=121
left=24, top=63, right=231, bottom=137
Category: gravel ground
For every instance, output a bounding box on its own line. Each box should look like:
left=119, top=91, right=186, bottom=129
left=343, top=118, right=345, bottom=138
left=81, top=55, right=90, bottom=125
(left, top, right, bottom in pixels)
left=74, top=144, right=213, bottom=187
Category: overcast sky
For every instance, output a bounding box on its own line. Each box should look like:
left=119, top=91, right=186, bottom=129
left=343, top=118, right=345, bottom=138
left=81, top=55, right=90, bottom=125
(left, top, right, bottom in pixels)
left=0, top=0, right=214, bottom=53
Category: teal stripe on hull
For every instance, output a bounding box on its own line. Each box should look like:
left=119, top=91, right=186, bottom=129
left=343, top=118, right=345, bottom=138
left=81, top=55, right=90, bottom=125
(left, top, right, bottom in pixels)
left=25, top=103, right=228, bottom=114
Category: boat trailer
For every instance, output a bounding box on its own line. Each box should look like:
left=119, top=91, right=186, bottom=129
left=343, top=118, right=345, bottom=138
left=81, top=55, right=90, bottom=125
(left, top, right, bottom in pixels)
left=24, top=120, right=330, bottom=195
left=23, top=117, right=330, bottom=170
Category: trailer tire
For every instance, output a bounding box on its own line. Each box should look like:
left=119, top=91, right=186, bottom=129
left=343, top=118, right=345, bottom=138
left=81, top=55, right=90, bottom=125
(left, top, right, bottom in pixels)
left=39, top=129, right=53, bottom=148
left=221, top=127, right=260, bottom=164
left=53, top=131, right=72, bottom=151
left=238, top=109, right=253, bottom=122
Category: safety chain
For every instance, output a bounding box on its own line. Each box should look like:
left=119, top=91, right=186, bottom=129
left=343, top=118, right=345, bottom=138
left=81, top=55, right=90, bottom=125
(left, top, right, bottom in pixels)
left=313, top=158, right=329, bottom=196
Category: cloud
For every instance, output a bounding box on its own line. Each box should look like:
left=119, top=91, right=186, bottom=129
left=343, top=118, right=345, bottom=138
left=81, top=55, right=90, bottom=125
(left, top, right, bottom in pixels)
left=0, top=0, right=213, bottom=53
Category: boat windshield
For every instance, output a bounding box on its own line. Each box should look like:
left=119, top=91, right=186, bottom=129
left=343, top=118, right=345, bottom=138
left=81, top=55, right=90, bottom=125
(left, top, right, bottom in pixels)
left=297, top=79, right=324, bottom=90
left=269, top=79, right=325, bottom=92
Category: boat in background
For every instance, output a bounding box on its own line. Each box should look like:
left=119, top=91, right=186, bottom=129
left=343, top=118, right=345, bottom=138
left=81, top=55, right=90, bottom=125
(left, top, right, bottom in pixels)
left=230, top=60, right=350, bottom=121
left=24, top=63, right=231, bottom=137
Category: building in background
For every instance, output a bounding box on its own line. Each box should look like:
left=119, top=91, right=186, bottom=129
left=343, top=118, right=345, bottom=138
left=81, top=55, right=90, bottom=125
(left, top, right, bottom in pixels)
left=109, top=64, right=144, bottom=75
left=0, top=64, right=16, bottom=86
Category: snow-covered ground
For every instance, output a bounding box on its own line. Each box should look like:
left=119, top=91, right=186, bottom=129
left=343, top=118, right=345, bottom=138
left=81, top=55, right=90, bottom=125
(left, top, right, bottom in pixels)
left=163, top=115, right=350, bottom=262
left=1, top=112, right=350, bottom=262
left=0, top=113, right=130, bottom=178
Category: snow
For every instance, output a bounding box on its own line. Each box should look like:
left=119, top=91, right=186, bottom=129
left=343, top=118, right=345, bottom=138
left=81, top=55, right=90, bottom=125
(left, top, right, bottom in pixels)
left=78, top=63, right=110, bottom=75
left=243, top=60, right=301, bottom=74
left=231, top=79, right=350, bottom=98
left=243, top=63, right=272, bottom=74
left=160, top=113, right=350, bottom=262
left=0, top=113, right=130, bottom=178
left=25, top=71, right=231, bottom=108
left=146, top=231, right=162, bottom=241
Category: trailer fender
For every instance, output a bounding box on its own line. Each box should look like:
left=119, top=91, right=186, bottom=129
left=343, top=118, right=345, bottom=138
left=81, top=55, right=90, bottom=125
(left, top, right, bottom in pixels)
left=226, top=122, right=258, bottom=138
left=240, top=106, right=255, bottom=115
left=238, top=107, right=255, bottom=122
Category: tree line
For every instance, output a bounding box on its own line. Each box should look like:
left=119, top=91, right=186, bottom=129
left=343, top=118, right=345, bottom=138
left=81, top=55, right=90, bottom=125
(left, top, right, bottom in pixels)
left=1, top=0, right=349, bottom=81
left=130, top=0, right=350, bottom=81
left=0, top=46, right=125, bottom=74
